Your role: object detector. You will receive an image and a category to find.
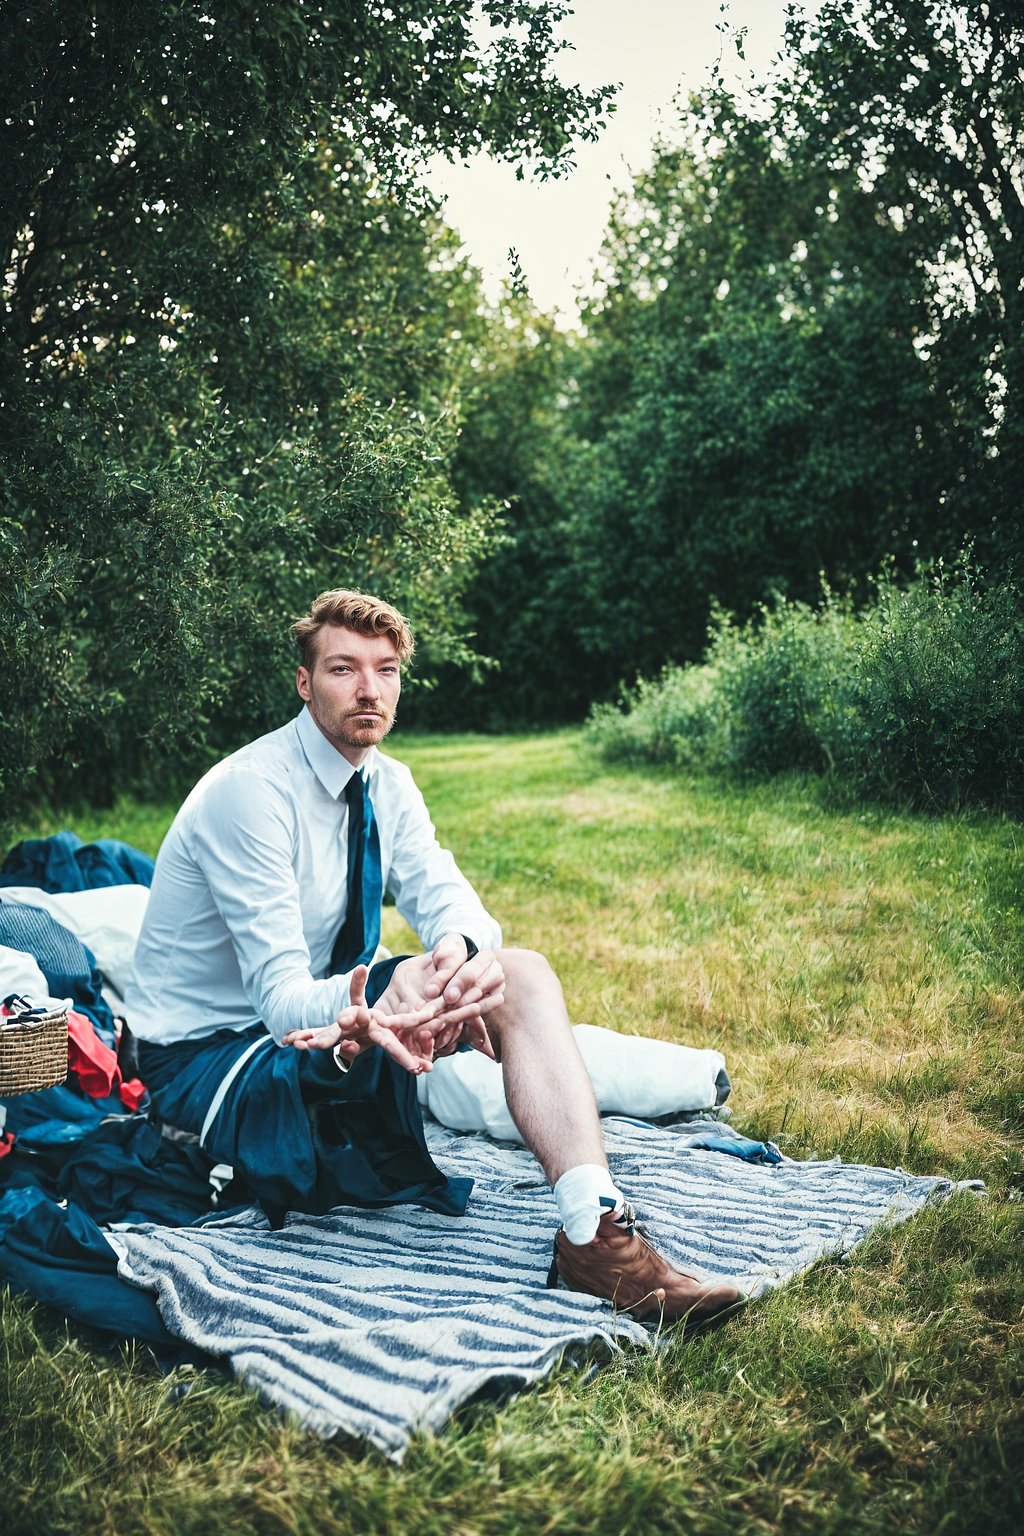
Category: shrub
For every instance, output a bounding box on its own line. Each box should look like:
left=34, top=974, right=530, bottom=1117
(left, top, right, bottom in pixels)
left=850, top=563, right=1024, bottom=812
left=587, top=663, right=725, bottom=768
left=587, top=561, right=1024, bottom=814
left=704, top=595, right=861, bottom=779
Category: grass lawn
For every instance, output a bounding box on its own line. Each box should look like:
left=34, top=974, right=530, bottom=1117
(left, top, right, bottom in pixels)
left=2, top=729, right=1021, bottom=1535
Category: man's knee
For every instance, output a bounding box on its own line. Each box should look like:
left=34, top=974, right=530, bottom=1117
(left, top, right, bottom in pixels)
left=495, top=947, right=562, bottom=999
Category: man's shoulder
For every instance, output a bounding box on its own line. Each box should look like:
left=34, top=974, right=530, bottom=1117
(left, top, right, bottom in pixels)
left=222, top=719, right=301, bottom=777
left=181, top=720, right=303, bottom=817
left=373, top=747, right=420, bottom=793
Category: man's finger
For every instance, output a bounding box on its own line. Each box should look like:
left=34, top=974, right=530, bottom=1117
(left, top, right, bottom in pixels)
left=366, top=1018, right=433, bottom=1075
left=436, top=974, right=504, bottom=1014
left=433, top=1019, right=462, bottom=1054
left=336, top=1003, right=435, bottom=1034
left=421, top=989, right=505, bottom=1031
left=348, top=963, right=370, bottom=1009
left=468, top=1016, right=497, bottom=1057
left=283, top=1026, right=339, bottom=1051
left=423, top=935, right=468, bottom=1000
left=442, top=951, right=504, bottom=1006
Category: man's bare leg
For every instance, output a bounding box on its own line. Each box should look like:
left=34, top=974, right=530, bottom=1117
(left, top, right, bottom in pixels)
left=484, top=948, right=745, bottom=1325
left=484, top=948, right=606, bottom=1183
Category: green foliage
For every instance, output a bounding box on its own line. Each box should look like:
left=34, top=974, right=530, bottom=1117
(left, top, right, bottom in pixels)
left=587, top=662, right=728, bottom=770
left=853, top=562, right=1024, bottom=812
left=707, top=594, right=861, bottom=780
left=588, top=562, right=1024, bottom=814
left=0, top=2, right=613, bottom=824
left=446, top=0, right=1024, bottom=725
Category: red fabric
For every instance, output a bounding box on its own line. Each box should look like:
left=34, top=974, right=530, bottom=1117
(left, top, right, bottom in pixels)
left=67, top=1009, right=119, bottom=1097
left=66, top=1010, right=147, bottom=1108
left=0, top=1130, right=15, bottom=1159
left=119, top=1077, right=147, bottom=1112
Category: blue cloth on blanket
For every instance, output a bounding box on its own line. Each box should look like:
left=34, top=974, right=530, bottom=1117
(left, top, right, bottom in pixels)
left=0, top=830, right=154, bottom=892
left=57, top=1116, right=250, bottom=1227
left=0, top=1185, right=211, bottom=1360
left=688, top=1132, right=783, bottom=1164
left=137, top=958, right=472, bottom=1230
left=0, top=897, right=114, bottom=1044
left=0, top=1079, right=124, bottom=1139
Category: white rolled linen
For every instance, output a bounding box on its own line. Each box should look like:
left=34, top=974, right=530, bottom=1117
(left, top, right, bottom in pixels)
left=417, top=1021, right=728, bottom=1142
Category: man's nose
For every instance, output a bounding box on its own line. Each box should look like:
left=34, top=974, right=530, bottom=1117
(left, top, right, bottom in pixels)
left=356, top=671, right=381, bottom=700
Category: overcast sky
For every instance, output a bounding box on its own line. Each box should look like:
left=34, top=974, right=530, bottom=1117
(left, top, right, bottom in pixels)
left=424, top=0, right=798, bottom=316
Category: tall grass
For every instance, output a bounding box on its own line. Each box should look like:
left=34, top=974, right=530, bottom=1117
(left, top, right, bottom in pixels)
left=588, top=562, right=1024, bottom=814
left=2, top=731, right=1022, bottom=1534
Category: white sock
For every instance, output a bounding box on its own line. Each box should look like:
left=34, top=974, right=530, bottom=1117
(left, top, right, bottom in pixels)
left=554, top=1164, right=627, bottom=1246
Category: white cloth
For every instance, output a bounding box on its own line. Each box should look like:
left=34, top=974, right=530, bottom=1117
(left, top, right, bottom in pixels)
left=417, top=1023, right=728, bottom=1142
left=0, top=885, right=149, bottom=996
left=0, top=943, right=66, bottom=1011
left=125, top=707, right=501, bottom=1046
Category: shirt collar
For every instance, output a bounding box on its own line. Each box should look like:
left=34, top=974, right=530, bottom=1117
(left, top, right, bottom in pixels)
left=295, top=706, right=378, bottom=800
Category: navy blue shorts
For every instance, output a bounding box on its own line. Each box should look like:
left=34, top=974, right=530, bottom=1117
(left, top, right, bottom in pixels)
left=136, top=957, right=471, bottom=1226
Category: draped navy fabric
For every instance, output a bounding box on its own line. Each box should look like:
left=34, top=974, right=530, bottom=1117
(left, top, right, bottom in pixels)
left=330, top=770, right=383, bottom=975
left=137, top=957, right=472, bottom=1229
left=0, top=830, right=155, bottom=892
left=57, top=1116, right=247, bottom=1226
left=0, top=1185, right=216, bottom=1361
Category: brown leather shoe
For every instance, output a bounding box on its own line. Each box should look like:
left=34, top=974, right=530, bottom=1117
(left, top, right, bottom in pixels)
left=549, top=1204, right=744, bottom=1326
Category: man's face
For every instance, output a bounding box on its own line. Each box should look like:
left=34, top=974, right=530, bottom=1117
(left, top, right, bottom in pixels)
left=296, top=624, right=402, bottom=764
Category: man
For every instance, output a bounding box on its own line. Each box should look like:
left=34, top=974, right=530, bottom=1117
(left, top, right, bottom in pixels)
left=127, top=589, right=742, bottom=1324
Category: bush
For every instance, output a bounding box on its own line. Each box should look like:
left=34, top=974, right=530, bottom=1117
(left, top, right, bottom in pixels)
left=851, top=563, right=1024, bottom=812
left=587, top=663, right=726, bottom=768
left=587, top=561, right=1024, bottom=814
left=705, top=595, right=861, bottom=778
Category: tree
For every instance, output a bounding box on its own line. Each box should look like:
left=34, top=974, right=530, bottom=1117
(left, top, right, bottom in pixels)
left=763, top=0, right=1024, bottom=566
left=0, top=1, right=614, bottom=818
left=449, top=1, right=1023, bottom=719
left=449, top=112, right=966, bottom=714
left=558, top=116, right=971, bottom=689
left=416, top=298, right=598, bottom=727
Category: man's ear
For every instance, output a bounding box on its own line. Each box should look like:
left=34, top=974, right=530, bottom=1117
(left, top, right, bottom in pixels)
left=296, top=666, right=311, bottom=701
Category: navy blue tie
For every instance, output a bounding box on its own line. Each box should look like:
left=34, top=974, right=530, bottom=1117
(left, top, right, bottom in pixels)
left=330, top=770, right=383, bottom=975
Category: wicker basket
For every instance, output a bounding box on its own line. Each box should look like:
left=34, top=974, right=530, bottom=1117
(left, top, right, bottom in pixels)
left=0, top=1002, right=69, bottom=1096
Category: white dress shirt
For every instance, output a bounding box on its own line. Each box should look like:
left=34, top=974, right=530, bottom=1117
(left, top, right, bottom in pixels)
left=125, top=707, right=501, bottom=1046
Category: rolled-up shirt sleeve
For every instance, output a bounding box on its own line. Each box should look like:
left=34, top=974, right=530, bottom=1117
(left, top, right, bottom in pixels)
left=384, top=775, right=502, bottom=955
left=190, top=769, right=354, bottom=1044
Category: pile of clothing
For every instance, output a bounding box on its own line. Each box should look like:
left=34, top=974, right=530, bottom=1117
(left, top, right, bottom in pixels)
left=0, top=832, right=244, bottom=1358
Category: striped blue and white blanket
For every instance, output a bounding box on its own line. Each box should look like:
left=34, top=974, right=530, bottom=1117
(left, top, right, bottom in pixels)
left=112, top=1116, right=980, bottom=1458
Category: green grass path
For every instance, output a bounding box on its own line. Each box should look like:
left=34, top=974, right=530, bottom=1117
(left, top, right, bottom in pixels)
left=2, top=731, right=1021, bottom=1534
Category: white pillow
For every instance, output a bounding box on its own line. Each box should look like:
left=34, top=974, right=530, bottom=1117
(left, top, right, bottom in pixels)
left=0, top=885, right=150, bottom=996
